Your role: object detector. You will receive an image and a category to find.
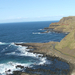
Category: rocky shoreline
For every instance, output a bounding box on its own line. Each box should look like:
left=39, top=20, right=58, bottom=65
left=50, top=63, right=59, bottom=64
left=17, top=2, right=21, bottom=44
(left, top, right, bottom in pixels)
left=14, top=42, right=73, bottom=75
left=43, top=27, right=70, bottom=34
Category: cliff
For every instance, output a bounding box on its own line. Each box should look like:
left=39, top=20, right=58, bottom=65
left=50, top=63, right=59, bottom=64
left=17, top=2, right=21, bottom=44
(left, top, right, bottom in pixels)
left=49, top=16, right=75, bottom=33
left=48, top=16, right=75, bottom=57
left=44, top=16, right=75, bottom=74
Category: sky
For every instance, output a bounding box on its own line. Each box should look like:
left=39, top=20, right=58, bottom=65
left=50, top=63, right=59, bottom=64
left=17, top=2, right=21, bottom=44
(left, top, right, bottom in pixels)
left=0, top=0, right=75, bottom=23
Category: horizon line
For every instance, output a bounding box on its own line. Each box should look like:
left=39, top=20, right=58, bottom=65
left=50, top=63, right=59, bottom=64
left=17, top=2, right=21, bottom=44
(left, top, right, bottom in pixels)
left=0, top=20, right=59, bottom=24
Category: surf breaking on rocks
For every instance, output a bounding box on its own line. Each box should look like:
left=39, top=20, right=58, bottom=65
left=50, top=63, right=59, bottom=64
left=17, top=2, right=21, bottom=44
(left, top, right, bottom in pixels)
left=0, top=42, right=51, bottom=75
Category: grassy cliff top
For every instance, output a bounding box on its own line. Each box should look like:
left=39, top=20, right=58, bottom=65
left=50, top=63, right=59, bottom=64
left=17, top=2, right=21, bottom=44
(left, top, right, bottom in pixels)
left=59, top=16, right=75, bottom=23
left=49, top=16, right=75, bottom=32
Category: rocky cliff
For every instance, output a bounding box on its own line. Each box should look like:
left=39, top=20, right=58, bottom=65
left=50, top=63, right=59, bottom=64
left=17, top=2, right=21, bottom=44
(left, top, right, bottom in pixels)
left=50, top=16, right=75, bottom=57
left=49, top=16, right=75, bottom=33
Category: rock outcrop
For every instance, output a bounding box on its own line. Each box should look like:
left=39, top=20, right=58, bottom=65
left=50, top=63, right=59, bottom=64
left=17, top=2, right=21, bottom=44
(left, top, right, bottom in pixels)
left=48, top=16, right=75, bottom=33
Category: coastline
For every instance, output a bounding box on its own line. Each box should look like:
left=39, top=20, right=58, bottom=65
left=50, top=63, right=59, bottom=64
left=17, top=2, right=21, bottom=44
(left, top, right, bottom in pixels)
left=15, top=42, right=74, bottom=75
left=13, top=16, right=75, bottom=75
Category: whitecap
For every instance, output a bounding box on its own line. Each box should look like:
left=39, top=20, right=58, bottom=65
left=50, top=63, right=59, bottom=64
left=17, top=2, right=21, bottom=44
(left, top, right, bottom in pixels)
left=10, top=42, right=15, bottom=45
left=0, top=61, right=31, bottom=75
left=1, top=44, right=12, bottom=52
left=15, top=45, right=51, bottom=65
left=32, top=32, right=41, bottom=34
left=0, top=42, right=8, bottom=45
left=5, top=44, right=52, bottom=68
left=5, top=52, right=16, bottom=55
left=38, top=29, right=43, bottom=30
left=38, top=57, right=46, bottom=65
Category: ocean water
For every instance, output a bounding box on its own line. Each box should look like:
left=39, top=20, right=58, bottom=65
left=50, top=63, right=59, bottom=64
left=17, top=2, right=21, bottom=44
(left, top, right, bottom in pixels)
left=0, top=21, right=69, bottom=75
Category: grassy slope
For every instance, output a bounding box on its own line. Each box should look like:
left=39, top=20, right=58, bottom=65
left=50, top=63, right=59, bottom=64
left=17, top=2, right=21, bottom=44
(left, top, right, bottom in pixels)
left=55, top=30, right=75, bottom=49
left=54, top=16, right=75, bottom=57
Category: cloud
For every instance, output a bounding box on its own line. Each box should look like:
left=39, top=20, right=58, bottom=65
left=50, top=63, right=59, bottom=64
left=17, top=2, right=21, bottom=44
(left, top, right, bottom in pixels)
left=3, top=17, right=29, bottom=20
left=0, top=17, right=30, bottom=23
left=1, top=14, right=65, bottom=21
left=17, top=17, right=29, bottom=19
left=35, top=15, right=65, bottom=19
left=0, top=15, right=66, bottom=23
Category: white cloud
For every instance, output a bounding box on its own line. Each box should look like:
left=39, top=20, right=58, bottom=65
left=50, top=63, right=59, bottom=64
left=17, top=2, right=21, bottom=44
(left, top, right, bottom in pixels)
left=3, top=17, right=29, bottom=20
left=0, top=14, right=66, bottom=23
left=36, top=14, right=65, bottom=19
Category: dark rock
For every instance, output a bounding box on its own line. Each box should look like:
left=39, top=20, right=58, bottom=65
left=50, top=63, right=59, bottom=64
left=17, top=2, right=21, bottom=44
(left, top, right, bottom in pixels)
left=16, top=65, right=24, bottom=69
left=13, top=71, right=22, bottom=75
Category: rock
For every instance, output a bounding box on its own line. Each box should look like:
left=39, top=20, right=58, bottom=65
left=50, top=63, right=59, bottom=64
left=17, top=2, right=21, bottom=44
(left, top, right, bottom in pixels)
left=16, top=65, right=24, bottom=69
left=13, top=71, right=22, bottom=75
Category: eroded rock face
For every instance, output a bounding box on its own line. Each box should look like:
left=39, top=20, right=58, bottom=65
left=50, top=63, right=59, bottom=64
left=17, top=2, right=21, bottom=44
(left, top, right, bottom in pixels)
left=47, top=16, right=75, bottom=33
left=59, top=16, right=75, bottom=23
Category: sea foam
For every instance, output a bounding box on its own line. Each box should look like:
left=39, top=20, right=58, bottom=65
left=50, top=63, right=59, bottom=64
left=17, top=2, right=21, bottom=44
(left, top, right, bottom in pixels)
left=2, top=43, right=51, bottom=75
left=0, top=61, right=31, bottom=75
left=32, top=32, right=41, bottom=34
left=15, top=44, right=50, bottom=65
left=0, top=42, right=8, bottom=45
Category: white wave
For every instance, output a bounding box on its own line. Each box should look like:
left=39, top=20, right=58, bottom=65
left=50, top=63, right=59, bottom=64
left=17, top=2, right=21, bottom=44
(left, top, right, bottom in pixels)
left=11, top=42, right=24, bottom=45
left=6, top=44, right=46, bottom=61
left=10, top=42, right=16, bottom=46
left=17, top=45, right=36, bottom=57
left=5, top=44, right=51, bottom=67
left=17, top=45, right=51, bottom=65
left=16, top=45, right=43, bottom=57
left=6, top=52, right=16, bottom=55
left=1, top=44, right=12, bottom=52
left=0, top=61, right=31, bottom=75
left=0, top=42, right=17, bottom=46
left=40, top=57, right=52, bottom=65
left=32, top=31, right=50, bottom=35
left=32, top=32, right=41, bottom=34
left=38, top=57, right=46, bottom=65
left=0, top=42, right=52, bottom=75
left=38, top=29, right=43, bottom=30
left=15, top=42, right=24, bottom=43
left=48, top=31, right=51, bottom=33
left=6, top=49, right=41, bottom=58
left=0, top=42, right=8, bottom=45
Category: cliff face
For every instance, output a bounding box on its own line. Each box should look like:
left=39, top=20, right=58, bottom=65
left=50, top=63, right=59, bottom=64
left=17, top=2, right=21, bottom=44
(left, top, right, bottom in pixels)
left=59, top=16, right=75, bottom=23
left=49, top=16, right=75, bottom=33
left=54, top=16, right=75, bottom=57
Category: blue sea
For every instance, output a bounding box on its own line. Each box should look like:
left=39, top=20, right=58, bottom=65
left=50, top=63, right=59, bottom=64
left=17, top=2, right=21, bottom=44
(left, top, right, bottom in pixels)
left=0, top=21, right=69, bottom=75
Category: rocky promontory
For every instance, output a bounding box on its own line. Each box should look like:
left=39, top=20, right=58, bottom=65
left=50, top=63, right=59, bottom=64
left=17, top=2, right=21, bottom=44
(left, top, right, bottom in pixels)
left=44, top=16, right=75, bottom=34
